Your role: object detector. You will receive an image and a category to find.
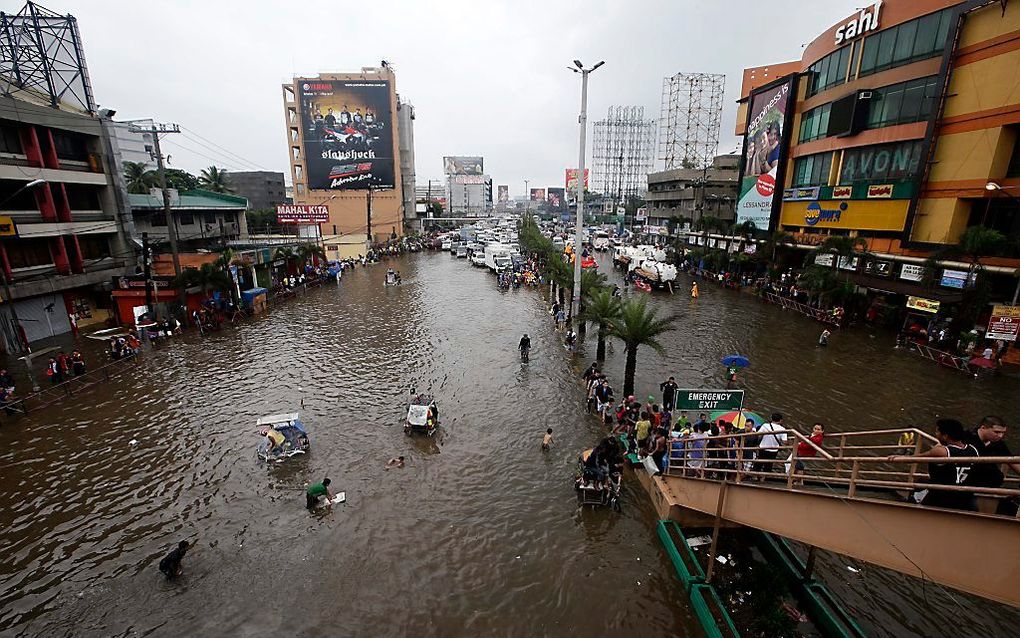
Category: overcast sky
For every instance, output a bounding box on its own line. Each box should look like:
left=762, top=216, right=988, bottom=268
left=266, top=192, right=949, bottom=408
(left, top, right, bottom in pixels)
left=50, top=0, right=854, bottom=196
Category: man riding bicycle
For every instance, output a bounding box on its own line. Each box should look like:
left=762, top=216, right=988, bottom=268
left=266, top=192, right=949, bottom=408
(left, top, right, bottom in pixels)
left=519, top=334, right=531, bottom=361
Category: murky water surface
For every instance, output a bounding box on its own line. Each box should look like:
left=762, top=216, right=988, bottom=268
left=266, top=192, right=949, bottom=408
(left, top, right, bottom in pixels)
left=1, top=251, right=1017, bottom=637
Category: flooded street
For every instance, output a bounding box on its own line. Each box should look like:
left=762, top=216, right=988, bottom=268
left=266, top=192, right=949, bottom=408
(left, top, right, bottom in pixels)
left=1, top=251, right=1018, bottom=637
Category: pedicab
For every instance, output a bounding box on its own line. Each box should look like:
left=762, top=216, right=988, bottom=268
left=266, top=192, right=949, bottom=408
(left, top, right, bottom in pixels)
left=256, top=412, right=310, bottom=462
left=405, top=394, right=438, bottom=436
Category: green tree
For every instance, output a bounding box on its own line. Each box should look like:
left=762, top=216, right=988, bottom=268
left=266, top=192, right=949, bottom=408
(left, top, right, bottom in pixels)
left=609, top=298, right=677, bottom=397
left=173, top=262, right=232, bottom=293
left=246, top=208, right=281, bottom=234
left=165, top=169, right=200, bottom=191
left=581, top=289, right=622, bottom=361
left=199, top=166, right=233, bottom=193
left=761, top=229, right=793, bottom=268
left=123, top=161, right=154, bottom=194
left=297, top=242, right=326, bottom=266
left=958, top=225, right=1006, bottom=274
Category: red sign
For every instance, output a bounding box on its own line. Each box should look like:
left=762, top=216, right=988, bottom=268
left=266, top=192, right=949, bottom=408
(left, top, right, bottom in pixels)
left=832, top=185, right=852, bottom=199
left=277, top=204, right=329, bottom=223
left=755, top=173, right=775, bottom=197
left=867, top=184, right=893, bottom=198
left=987, top=305, right=1020, bottom=341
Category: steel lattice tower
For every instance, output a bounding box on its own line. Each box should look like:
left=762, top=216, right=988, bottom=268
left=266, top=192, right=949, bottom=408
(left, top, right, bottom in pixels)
left=592, top=106, right=656, bottom=202
left=659, top=72, right=724, bottom=170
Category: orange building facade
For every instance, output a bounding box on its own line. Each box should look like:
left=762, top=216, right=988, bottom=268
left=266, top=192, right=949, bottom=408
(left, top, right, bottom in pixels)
left=736, top=0, right=1020, bottom=302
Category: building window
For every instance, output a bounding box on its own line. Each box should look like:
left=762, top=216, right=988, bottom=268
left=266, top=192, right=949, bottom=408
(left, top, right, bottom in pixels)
left=799, top=104, right=832, bottom=143
left=839, top=140, right=924, bottom=185
left=791, top=152, right=833, bottom=187
left=50, top=130, right=89, bottom=161
left=8, top=238, right=53, bottom=269
left=77, top=235, right=110, bottom=260
left=150, top=211, right=167, bottom=226
left=1005, top=127, right=1020, bottom=178
left=0, top=122, right=22, bottom=154
left=866, top=76, right=939, bottom=129
left=0, top=179, right=39, bottom=210
left=178, top=211, right=194, bottom=225
left=64, top=184, right=102, bottom=209
left=203, top=211, right=217, bottom=225
left=806, top=44, right=853, bottom=97
left=858, top=9, right=953, bottom=77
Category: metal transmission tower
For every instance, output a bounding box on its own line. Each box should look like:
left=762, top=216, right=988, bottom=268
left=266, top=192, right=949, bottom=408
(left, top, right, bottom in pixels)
left=592, top=106, right=656, bottom=204
left=659, top=72, right=725, bottom=170
left=0, top=1, right=95, bottom=113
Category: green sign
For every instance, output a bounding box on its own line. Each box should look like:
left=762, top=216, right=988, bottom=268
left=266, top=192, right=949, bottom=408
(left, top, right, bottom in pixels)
left=675, top=389, right=744, bottom=411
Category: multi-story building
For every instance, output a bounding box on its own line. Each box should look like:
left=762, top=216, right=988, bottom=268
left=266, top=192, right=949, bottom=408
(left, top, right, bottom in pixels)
left=0, top=96, right=135, bottom=351
left=447, top=175, right=489, bottom=217
left=107, top=121, right=155, bottom=170
left=128, top=189, right=249, bottom=261
left=646, top=154, right=740, bottom=227
left=226, top=171, right=289, bottom=210
left=736, top=0, right=1020, bottom=311
left=282, top=66, right=406, bottom=259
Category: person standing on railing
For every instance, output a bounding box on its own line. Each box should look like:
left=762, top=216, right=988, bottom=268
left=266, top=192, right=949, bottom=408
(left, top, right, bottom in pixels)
left=962, top=416, right=1020, bottom=516
left=888, top=418, right=978, bottom=512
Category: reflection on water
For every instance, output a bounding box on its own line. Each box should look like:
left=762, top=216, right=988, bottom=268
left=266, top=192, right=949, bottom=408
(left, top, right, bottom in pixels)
left=0, top=252, right=1016, bottom=637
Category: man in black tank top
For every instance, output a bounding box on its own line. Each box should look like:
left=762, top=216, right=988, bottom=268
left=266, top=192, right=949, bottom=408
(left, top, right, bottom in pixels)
left=888, top=418, right=978, bottom=512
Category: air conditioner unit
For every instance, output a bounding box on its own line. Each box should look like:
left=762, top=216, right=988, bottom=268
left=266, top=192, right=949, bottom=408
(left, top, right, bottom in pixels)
left=858, top=91, right=874, bottom=99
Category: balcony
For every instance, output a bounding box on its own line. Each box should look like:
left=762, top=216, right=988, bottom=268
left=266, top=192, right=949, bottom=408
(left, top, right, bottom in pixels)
left=0, top=163, right=108, bottom=186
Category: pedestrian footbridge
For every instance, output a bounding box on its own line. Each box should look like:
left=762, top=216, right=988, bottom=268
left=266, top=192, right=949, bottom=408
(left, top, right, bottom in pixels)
left=643, top=427, right=1020, bottom=608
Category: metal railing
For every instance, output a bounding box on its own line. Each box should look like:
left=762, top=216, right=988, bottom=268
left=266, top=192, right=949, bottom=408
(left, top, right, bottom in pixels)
left=663, top=427, right=1020, bottom=517
left=908, top=341, right=973, bottom=374
left=1, top=354, right=141, bottom=416
left=761, top=292, right=842, bottom=327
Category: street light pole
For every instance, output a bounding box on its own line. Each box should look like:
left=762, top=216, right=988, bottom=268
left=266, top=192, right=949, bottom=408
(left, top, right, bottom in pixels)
left=570, top=59, right=604, bottom=327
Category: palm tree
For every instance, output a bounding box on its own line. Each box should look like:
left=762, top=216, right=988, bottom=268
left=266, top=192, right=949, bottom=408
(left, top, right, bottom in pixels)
left=296, top=242, right=326, bottom=266
left=957, top=225, right=1005, bottom=276
left=582, top=289, right=622, bottom=361
left=817, top=235, right=870, bottom=284
left=199, top=166, right=233, bottom=193
left=124, top=161, right=155, bottom=194
left=762, top=229, right=793, bottom=267
left=609, top=298, right=677, bottom=397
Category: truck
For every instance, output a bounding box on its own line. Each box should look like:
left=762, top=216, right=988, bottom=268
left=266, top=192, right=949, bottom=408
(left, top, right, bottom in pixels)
left=484, top=244, right=513, bottom=272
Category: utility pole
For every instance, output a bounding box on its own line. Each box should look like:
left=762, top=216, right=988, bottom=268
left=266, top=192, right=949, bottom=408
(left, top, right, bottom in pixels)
left=366, top=188, right=373, bottom=249
left=142, top=231, right=153, bottom=311
left=130, top=121, right=185, bottom=319
left=524, top=179, right=530, bottom=212
left=569, top=59, right=604, bottom=327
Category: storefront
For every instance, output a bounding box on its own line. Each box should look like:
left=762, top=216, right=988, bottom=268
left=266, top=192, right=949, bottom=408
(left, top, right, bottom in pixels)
left=780, top=198, right=910, bottom=232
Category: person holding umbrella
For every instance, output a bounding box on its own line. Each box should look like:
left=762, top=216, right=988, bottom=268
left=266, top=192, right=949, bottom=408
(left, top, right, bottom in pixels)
left=721, top=354, right=750, bottom=389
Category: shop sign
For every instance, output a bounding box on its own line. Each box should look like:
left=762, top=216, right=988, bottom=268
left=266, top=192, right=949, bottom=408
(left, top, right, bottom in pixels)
left=814, top=253, right=835, bottom=267
left=116, top=276, right=171, bottom=290
left=789, top=232, right=828, bottom=246
left=838, top=255, right=859, bottom=271
left=783, top=186, right=820, bottom=201
left=867, top=184, right=894, bottom=199
left=834, top=1, right=882, bottom=45
left=831, top=186, right=852, bottom=199
left=864, top=259, right=892, bottom=277
left=940, top=269, right=973, bottom=289
left=676, top=389, right=744, bottom=411
left=987, top=305, right=1020, bottom=341
left=707, top=238, right=717, bottom=248
left=744, top=243, right=757, bottom=255
left=0, top=215, right=17, bottom=237
left=717, top=240, right=728, bottom=251
left=804, top=201, right=848, bottom=226
left=276, top=204, right=329, bottom=224
left=900, top=263, right=925, bottom=282
left=907, top=296, right=940, bottom=314
left=273, top=260, right=285, bottom=267
left=635, top=207, right=648, bottom=221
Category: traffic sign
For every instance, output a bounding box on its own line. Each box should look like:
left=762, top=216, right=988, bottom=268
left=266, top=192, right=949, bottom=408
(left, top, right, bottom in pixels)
left=987, top=305, right=1020, bottom=341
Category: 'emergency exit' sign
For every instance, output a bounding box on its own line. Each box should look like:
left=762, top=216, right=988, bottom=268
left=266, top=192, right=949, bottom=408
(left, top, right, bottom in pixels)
left=676, top=389, right=744, bottom=411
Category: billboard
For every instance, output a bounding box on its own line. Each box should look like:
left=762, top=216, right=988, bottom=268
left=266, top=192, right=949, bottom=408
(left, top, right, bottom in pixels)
left=530, top=188, right=546, bottom=201
left=565, top=168, right=590, bottom=192
left=736, top=77, right=795, bottom=229
left=443, top=156, right=484, bottom=175
left=299, top=79, right=395, bottom=190
left=277, top=204, right=330, bottom=223
left=547, top=187, right=566, bottom=209
left=497, top=184, right=509, bottom=202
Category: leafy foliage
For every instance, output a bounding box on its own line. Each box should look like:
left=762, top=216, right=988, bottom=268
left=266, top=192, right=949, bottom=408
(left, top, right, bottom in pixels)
left=609, top=298, right=676, bottom=397
left=199, top=166, right=233, bottom=193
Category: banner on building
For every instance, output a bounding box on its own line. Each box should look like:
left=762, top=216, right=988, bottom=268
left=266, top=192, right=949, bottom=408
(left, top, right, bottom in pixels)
left=736, top=75, right=796, bottom=230
left=987, top=305, right=1020, bottom=341
left=565, top=168, right=590, bottom=192
left=443, top=156, right=484, bottom=175
left=277, top=204, right=330, bottom=223
left=900, top=263, right=925, bottom=282
left=299, top=79, right=395, bottom=191
left=547, top=187, right=566, bottom=209
left=530, top=188, right=546, bottom=201
left=907, top=296, right=940, bottom=314
left=497, top=184, right=509, bottom=202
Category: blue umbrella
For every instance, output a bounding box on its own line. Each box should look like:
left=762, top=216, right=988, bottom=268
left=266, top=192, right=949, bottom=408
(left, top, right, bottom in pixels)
left=721, top=354, right=750, bottom=368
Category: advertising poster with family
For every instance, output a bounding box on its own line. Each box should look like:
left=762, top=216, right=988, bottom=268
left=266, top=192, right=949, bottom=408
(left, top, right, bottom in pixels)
left=300, top=80, right=395, bottom=190
left=736, top=79, right=793, bottom=229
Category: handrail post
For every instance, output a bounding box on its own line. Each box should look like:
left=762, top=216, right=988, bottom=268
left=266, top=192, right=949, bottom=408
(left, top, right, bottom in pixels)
left=787, top=439, right=799, bottom=489
left=835, top=434, right=846, bottom=476
left=848, top=460, right=860, bottom=498
left=908, top=434, right=923, bottom=486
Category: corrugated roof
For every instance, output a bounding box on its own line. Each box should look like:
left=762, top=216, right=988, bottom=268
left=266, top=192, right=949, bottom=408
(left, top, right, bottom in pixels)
left=128, top=189, right=248, bottom=210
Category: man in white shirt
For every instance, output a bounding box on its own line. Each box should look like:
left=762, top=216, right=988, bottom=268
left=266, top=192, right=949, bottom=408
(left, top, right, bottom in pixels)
left=754, top=413, right=788, bottom=477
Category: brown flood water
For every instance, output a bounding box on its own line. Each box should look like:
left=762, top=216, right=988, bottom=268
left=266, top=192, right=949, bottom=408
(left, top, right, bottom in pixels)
left=0, top=251, right=1017, bottom=637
